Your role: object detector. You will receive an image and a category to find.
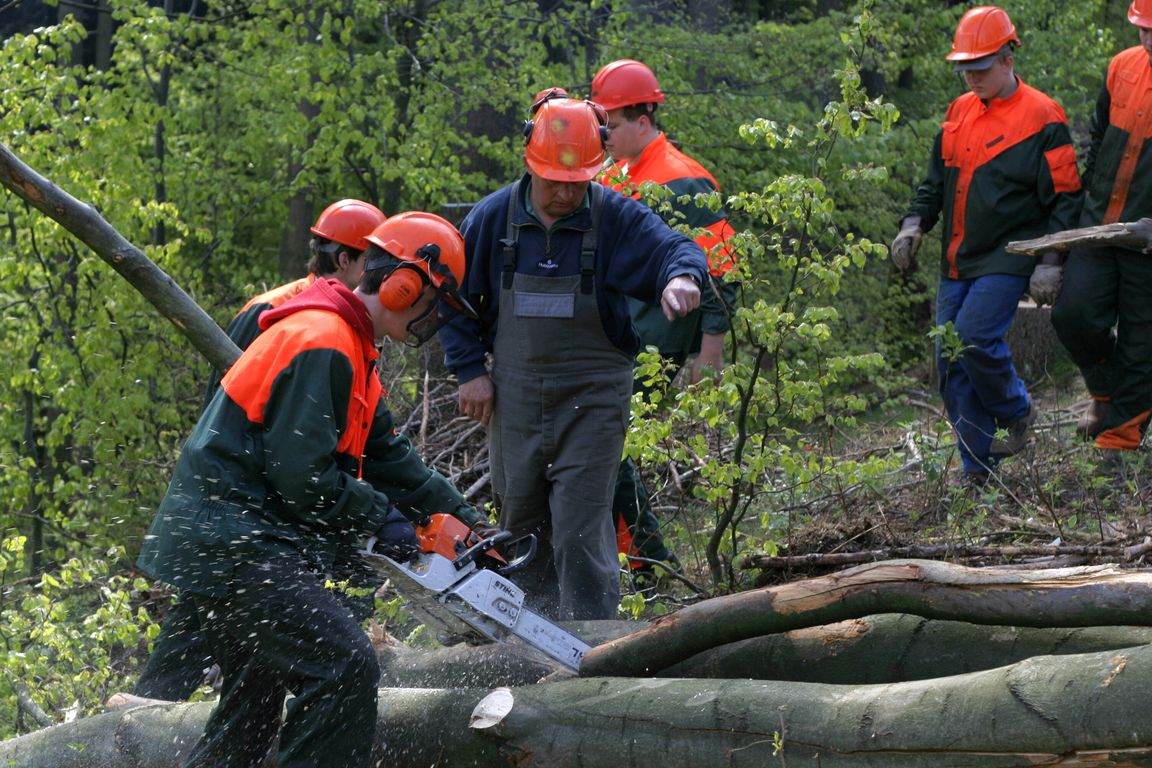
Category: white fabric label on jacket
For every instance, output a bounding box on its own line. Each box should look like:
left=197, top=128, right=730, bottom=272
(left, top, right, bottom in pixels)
left=514, top=292, right=575, bottom=318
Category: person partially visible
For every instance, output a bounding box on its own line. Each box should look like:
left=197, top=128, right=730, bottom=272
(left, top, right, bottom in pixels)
left=440, top=94, right=708, bottom=620
left=136, top=198, right=386, bottom=701
left=136, top=211, right=480, bottom=768
left=890, top=6, right=1082, bottom=484
left=590, top=59, right=739, bottom=587
left=1052, top=0, right=1152, bottom=460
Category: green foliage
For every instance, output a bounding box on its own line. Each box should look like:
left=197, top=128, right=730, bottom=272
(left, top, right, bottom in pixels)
left=0, top=0, right=1135, bottom=739
left=625, top=2, right=906, bottom=588
left=0, top=534, right=158, bottom=737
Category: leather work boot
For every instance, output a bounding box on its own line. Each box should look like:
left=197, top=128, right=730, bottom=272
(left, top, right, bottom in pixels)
left=990, top=405, right=1037, bottom=458
left=1076, top=399, right=1107, bottom=441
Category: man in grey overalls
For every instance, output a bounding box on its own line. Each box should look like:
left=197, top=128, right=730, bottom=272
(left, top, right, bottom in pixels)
left=440, top=94, right=709, bottom=620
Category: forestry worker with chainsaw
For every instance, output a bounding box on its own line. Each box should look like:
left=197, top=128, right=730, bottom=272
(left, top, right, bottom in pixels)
left=137, top=212, right=479, bottom=768
left=134, top=201, right=490, bottom=704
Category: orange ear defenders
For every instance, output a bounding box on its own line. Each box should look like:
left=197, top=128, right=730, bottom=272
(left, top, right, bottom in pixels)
left=363, top=247, right=440, bottom=312
left=378, top=260, right=430, bottom=311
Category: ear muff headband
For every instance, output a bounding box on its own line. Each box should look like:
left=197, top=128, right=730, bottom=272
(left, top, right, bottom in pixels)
left=523, top=98, right=609, bottom=149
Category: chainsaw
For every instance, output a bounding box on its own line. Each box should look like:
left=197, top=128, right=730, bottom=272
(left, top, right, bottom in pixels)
left=361, top=513, right=590, bottom=673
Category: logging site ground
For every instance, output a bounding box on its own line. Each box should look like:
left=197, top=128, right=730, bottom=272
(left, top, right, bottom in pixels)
left=754, top=378, right=1150, bottom=584
left=395, top=341, right=1152, bottom=624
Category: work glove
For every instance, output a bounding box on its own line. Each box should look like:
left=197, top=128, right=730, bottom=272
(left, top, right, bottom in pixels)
left=1028, top=263, right=1063, bottom=307
left=470, top=519, right=502, bottom=539
left=889, top=217, right=923, bottom=272
left=375, top=506, right=419, bottom=561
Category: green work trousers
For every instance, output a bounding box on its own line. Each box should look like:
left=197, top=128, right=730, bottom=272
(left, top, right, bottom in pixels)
left=183, top=556, right=379, bottom=768
left=1052, top=247, right=1152, bottom=450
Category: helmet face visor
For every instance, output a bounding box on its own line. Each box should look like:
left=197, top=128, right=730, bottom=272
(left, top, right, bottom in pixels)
left=402, top=286, right=477, bottom=348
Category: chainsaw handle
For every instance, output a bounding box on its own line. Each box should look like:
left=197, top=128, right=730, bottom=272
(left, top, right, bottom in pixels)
left=453, top=530, right=517, bottom=571
left=494, top=533, right=537, bottom=575
left=452, top=531, right=538, bottom=574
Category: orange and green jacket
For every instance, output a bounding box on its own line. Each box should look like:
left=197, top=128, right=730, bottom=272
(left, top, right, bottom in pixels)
left=905, top=79, right=1083, bottom=280
left=137, top=279, right=474, bottom=597
left=1080, top=46, right=1152, bottom=227
left=202, top=275, right=317, bottom=404
left=600, top=132, right=737, bottom=361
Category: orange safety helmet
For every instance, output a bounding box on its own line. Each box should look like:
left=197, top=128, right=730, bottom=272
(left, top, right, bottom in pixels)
left=589, top=59, right=665, bottom=112
left=1130, top=0, right=1152, bottom=27
left=310, top=199, right=387, bottom=252
left=364, top=212, right=475, bottom=320
left=523, top=97, right=608, bottom=183
left=945, top=6, right=1021, bottom=63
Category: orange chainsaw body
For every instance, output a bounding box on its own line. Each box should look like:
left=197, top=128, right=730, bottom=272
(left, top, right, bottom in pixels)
left=416, top=513, right=507, bottom=565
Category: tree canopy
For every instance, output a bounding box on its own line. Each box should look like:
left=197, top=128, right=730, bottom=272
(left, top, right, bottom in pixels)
left=0, top=0, right=1136, bottom=739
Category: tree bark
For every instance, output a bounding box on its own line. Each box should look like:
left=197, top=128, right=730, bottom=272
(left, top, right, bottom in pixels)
left=664, top=612, right=1152, bottom=683
left=742, top=540, right=1152, bottom=571
left=581, top=559, right=1152, bottom=677
left=9, top=654, right=1152, bottom=767
left=1006, top=218, right=1152, bottom=255
left=0, top=141, right=241, bottom=372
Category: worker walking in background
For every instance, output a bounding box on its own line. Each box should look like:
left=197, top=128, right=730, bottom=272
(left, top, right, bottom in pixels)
left=590, top=59, right=738, bottom=588
left=889, top=6, right=1082, bottom=485
left=1052, top=0, right=1152, bottom=462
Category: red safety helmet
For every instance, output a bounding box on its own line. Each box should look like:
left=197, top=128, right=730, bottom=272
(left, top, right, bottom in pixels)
left=590, top=59, right=665, bottom=112
left=945, top=6, right=1021, bottom=63
left=1130, top=0, right=1152, bottom=27
left=309, top=199, right=386, bottom=252
left=364, top=211, right=475, bottom=319
left=523, top=98, right=608, bottom=183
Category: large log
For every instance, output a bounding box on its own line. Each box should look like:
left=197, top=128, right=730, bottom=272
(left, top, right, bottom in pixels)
left=375, top=615, right=1152, bottom=688
left=665, top=613, right=1152, bottom=683
left=1006, top=218, right=1152, bottom=256
left=9, top=650, right=1152, bottom=767
left=0, top=141, right=240, bottom=372
left=581, top=559, right=1152, bottom=677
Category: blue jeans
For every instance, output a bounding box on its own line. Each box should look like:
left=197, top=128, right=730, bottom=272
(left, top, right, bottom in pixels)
left=935, top=274, right=1031, bottom=474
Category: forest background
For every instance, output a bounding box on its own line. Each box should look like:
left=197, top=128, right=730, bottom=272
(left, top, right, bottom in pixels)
left=0, top=0, right=1138, bottom=739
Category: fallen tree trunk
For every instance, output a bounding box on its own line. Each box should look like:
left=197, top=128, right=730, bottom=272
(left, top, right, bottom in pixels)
left=374, top=615, right=1152, bottom=688
left=664, top=612, right=1152, bottom=683
left=1006, top=218, right=1152, bottom=256
left=743, top=540, right=1152, bottom=571
left=581, top=559, right=1152, bottom=677
left=0, top=141, right=240, bottom=372
left=9, top=648, right=1152, bottom=767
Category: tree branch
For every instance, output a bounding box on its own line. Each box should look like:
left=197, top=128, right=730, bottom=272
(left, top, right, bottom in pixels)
left=1006, top=218, right=1152, bottom=256
left=0, top=141, right=240, bottom=372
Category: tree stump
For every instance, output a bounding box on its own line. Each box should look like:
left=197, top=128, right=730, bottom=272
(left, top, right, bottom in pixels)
left=1007, top=299, right=1069, bottom=383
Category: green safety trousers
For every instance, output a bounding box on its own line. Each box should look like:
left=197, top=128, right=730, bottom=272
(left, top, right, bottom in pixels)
left=1052, top=247, right=1152, bottom=450
left=182, top=556, right=379, bottom=768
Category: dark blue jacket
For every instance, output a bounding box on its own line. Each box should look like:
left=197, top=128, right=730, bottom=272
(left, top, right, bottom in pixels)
left=440, top=174, right=709, bottom=382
